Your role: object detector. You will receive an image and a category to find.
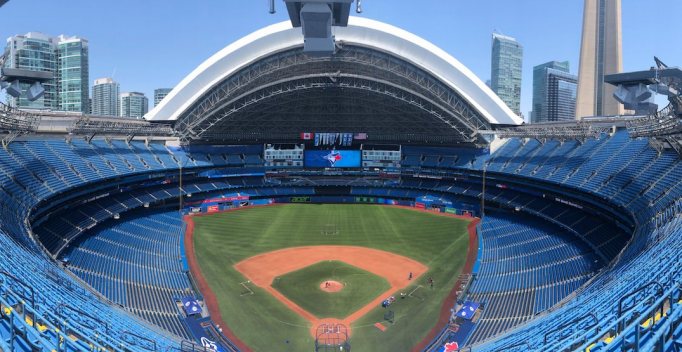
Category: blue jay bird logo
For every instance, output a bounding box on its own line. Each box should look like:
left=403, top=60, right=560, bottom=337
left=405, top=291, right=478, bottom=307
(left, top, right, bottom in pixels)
left=323, top=150, right=343, bottom=167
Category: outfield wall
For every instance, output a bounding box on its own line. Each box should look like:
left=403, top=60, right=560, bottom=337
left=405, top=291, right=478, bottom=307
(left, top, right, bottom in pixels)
left=184, top=194, right=482, bottom=217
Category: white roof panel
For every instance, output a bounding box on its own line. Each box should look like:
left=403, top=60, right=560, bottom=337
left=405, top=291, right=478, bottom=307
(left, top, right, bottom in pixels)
left=145, top=17, right=522, bottom=126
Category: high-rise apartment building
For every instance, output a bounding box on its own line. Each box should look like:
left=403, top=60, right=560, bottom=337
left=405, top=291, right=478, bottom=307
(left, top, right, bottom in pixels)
left=491, top=33, right=523, bottom=116
left=120, top=92, right=148, bottom=119
left=532, top=61, right=578, bottom=123
left=5, top=32, right=89, bottom=112
left=153, top=88, right=172, bottom=107
left=57, top=36, right=89, bottom=112
left=92, top=77, right=119, bottom=116
left=575, top=0, right=623, bottom=118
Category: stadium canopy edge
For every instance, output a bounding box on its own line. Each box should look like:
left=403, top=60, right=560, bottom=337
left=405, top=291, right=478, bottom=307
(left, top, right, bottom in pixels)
left=145, top=17, right=522, bottom=127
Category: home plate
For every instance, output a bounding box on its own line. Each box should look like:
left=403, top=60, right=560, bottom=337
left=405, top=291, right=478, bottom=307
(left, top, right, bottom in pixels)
left=374, top=323, right=387, bottom=332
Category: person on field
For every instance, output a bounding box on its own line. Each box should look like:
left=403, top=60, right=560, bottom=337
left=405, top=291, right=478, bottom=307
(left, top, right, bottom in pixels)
left=428, top=277, right=434, bottom=289
left=409, top=272, right=413, bottom=280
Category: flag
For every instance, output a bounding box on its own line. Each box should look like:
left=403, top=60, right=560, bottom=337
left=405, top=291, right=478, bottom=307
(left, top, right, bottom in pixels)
left=315, top=133, right=320, bottom=146
left=180, top=297, right=202, bottom=315
left=301, top=132, right=313, bottom=140
left=455, top=301, right=480, bottom=320
left=438, top=342, right=459, bottom=352
left=354, top=133, right=367, bottom=140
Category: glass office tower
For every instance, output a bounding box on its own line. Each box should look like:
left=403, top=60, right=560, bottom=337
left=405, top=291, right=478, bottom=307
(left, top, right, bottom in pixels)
left=491, top=33, right=523, bottom=116
left=532, top=61, right=578, bottom=123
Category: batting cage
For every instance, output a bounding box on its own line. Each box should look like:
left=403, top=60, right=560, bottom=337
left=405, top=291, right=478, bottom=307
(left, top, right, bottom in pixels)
left=322, top=224, right=339, bottom=235
left=315, top=323, right=351, bottom=352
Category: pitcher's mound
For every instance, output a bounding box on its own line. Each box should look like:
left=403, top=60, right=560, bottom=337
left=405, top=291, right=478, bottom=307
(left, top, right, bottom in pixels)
left=320, top=280, right=344, bottom=292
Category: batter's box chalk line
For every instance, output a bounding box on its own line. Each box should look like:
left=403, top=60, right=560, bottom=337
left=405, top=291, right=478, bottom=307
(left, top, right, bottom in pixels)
left=239, top=280, right=255, bottom=296
left=408, top=284, right=425, bottom=300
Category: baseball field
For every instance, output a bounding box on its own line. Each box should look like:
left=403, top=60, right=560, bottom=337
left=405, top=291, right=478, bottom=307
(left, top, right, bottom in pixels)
left=188, top=204, right=472, bottom=351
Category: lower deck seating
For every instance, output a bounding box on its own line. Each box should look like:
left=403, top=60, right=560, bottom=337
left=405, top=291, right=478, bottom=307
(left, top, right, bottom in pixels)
left=465, top=212, right=600, bottom=345
left=63, top=210, right=194, bottom=339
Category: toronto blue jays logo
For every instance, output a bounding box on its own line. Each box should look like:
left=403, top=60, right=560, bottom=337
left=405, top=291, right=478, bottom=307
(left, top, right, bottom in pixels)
left=438, top=341, right=459, bottom=352
left=323, top=150, right=343, bottom=167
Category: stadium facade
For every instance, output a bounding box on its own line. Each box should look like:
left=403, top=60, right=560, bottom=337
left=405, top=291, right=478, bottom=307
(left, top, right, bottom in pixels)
left=0, top=15, right=680, bottom=352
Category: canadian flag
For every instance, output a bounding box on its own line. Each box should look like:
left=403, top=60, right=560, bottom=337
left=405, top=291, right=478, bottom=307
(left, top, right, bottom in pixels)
left=301, top=132, right=313, bottom=140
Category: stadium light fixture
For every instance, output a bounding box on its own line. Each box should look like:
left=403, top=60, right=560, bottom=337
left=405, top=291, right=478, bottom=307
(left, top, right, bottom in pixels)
left=272, top=0, right=357, bottom=56
left=6, top=80, right=21, bottom=98
left=26, top=82, right=45, bottom=101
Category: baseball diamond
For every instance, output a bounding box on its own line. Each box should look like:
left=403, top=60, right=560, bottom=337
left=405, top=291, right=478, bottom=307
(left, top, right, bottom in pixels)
left=186, top=204, right=472, bottom=351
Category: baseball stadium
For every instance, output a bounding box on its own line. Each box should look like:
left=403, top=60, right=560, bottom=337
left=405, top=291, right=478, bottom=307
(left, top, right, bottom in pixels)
left=1, top=1, right=682, bottom=352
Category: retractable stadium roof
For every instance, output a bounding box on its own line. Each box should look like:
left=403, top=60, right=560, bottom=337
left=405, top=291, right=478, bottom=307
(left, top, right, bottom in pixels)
left=146, top=17, right=522, bottom=146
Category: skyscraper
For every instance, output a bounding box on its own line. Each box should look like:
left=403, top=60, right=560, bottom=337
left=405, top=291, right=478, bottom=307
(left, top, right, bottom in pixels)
left=56, top=35, right=89, bottom=112
left=153, top=88, right=172, bottom=107
left=92, top=77, right=120, bottom=116
left=532, top=61, right=578, bottom=123
left=491, top=33, right=523, bottom=116
left=5, top=32, right=89, bottom=112
left=575, top=0, right=623, bottom=119
left=120, top=92, right=148, bottom=119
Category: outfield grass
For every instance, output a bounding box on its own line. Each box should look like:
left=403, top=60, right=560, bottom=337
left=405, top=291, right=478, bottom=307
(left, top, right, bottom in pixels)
left=271, top=260, right=391, bottom=319
left=192, top=204, right=470, bottom=351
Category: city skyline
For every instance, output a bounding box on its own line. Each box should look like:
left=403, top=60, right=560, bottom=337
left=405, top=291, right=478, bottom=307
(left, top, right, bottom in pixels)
left=1, top=0, right=679, bottom=121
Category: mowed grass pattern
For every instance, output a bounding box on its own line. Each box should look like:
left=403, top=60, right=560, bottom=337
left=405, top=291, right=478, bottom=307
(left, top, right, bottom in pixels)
left=192, top=204, right=470, bottom=351
left=271, top=260, right=391, bottom=319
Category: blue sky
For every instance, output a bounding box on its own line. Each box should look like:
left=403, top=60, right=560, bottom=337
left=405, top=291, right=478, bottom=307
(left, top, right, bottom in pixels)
left=2, top=0, right=680, bottom=121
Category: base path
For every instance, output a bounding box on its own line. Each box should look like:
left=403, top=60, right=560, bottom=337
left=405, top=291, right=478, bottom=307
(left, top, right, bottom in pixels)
left=234, top=246, right=429, bottom=338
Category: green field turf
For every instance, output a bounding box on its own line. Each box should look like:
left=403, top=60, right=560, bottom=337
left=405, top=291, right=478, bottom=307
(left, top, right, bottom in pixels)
left=271, top=260, right=391, bottom=319
left=192, top=204, right=470, bottom=351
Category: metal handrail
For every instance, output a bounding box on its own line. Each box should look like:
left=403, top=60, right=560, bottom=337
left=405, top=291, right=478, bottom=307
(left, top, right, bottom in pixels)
left=0, top=270, right=35, bottom=313
left=618, top=280, right=664, bottom=317
left=55, top=302, right=109, bottom=333
left=543, top=313, right=598, bottom=345
left=497, top=341, right=531, bottom=351
left=123, top=330, right=158, bottom=351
